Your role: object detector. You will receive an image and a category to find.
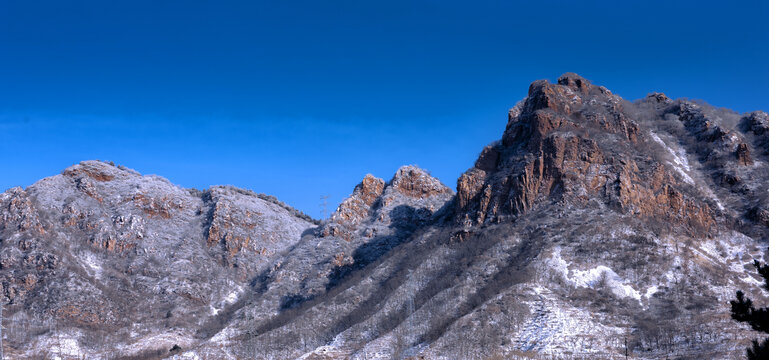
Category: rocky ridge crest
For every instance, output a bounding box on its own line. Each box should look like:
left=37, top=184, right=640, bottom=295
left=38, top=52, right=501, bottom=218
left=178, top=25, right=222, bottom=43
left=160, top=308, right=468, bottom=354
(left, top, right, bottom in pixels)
left=3, top=74, right=769, bottom=359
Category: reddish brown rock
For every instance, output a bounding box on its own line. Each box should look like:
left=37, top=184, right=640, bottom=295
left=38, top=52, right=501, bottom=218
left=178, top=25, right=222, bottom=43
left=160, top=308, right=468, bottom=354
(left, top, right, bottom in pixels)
left=391, top=166, right=452, bottom=199
left=610, top=161, right=714, bottom=235
left=456, top=73, right=714, bottom=235
left=331, top=175, right=385, bottom=228
left=324, top=166, right=452, bottom=240
left=0, top=187, right=45, bottom=235
left=475, top=145, right=500, bottom=172
left=459, top=131, right=610, bottom=225
left=62, top=161, right=116, bottom=182
left=55, top=304, right=110, bottom=327
left=132, top=193, right=182, bottom=219
left=456, top=169, right=487, bottom=212
left=357, top=174, right=386, bottom=206
left=737, top=143, right=753, bottom=166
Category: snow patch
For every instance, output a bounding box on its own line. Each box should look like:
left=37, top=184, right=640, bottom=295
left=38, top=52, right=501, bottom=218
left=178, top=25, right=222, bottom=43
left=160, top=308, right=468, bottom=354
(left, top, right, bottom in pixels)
left=225, top=286, right=243, bottom=304
left=79, top=252, right=103, bottom=279
left=209, top=326, right=237, bottom=345
left=547, top=248, right=641, bottom=301
left=211, top=285, right=244, bottom=315
left=299, top=334, right=349, bottom=360
left=699, top=233, right=759, bottom=274
left=645, top=285, right=658, bottom=299
left=118, top=330, right=194, bottom=357
left=31, top=332, right=85, bottom=359
left=176, top=352, right=201, bottom=360
left=650, top=131, right=694, bottom=185
left=742, top=276, right=764, bottom=286
left=51, top=338, right=84, bottom=359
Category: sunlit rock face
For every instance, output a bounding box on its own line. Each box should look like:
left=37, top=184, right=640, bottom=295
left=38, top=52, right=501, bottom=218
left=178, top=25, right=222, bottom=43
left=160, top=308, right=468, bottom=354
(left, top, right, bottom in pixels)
left=456, top=73, right=719, bottom=235
left=4, top=74, right=769, bottom=359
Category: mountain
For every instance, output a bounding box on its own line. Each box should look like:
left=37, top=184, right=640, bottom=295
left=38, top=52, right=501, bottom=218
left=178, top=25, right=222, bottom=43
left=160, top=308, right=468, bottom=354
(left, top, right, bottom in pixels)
left=3, top=73, right=769, bottom=359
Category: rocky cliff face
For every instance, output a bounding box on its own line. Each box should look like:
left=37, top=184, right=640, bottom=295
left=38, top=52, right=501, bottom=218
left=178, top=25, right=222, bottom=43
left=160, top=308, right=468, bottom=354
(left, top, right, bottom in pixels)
left=3, top=74, right=769, bottom=359
left=456, top=73, right=717, bottom=237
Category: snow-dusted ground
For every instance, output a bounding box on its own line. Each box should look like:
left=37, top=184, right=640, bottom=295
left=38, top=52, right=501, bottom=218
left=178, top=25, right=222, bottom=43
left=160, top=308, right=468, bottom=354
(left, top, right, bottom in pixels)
left=512, top=287, right=625, bottom=356
left=30, top=331, right=86, bottom=359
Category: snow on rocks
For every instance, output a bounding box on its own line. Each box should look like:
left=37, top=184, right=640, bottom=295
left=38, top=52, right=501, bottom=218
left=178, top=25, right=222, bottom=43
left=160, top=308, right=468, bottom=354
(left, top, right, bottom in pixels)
left=649, top=131, right=695, bottom=185
left=545, top=247, right=642, bottom=301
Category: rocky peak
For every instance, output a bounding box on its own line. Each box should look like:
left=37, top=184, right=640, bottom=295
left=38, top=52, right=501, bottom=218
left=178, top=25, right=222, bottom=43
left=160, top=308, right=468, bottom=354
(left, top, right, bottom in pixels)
left=457, top=73, right=715, bottom=235
left=556, top=72, right=592, bottom=93
left=11, top=160, right=314, bottom=264
left=390, top=165, right=452, bottom=199
left=745, top=111, right=769, bottom=157
left=646, top=92, right=671, bottom=104
left=667, top=101, right=760, bottom=171
left=62, top=160, right=124, bottom=182
left=280, top=167, right=453, bottom=309
left=328, top=174, right=386, bottom=228
left=356, top=174, right=387, bottom=206
left=503, top=73, right=637, bottom=150
left=323, top=166, right=452, bottom=240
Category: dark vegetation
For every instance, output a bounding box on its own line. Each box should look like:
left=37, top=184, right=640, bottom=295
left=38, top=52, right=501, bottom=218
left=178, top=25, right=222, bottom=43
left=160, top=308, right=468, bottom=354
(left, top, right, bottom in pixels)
left=731, top=256, right=769, bottom=359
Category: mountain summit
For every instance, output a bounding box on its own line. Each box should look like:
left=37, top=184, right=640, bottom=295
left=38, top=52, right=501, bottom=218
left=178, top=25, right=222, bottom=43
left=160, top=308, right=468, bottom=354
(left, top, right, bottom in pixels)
left=3, top=74, right=769, bottom=359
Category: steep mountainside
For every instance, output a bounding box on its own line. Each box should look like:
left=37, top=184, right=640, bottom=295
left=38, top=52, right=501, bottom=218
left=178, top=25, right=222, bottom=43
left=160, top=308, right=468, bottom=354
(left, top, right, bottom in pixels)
left=1, top=161, right=316, bottom=358
left=3, top=74, right=769, bottom=359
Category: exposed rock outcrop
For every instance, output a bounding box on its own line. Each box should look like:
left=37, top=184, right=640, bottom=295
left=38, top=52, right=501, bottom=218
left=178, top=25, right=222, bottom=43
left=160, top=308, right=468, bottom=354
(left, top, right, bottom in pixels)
left=0, top=187, right=44, bottom=235
left=391, top=165, right=453, bottom=199
left=328, top=174, right=385, bottom=228
left=456, top=74, right=714, bottom=235
left=737, top=142, right=753, bottom=166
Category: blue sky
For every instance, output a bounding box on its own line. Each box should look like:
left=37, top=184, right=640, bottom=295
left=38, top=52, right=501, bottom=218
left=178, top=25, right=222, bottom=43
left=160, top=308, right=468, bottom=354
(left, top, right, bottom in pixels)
left=1, top=0, right=767, bottom=218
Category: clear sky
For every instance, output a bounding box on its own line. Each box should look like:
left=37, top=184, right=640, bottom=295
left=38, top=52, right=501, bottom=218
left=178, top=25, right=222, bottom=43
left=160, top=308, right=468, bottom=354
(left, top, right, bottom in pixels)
left=1, top=0, right=767, bottom=218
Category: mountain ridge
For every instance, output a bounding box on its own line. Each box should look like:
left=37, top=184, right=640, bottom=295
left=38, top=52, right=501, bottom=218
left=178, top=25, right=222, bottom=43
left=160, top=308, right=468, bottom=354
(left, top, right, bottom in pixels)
left=3, top=73, right=769, bottom=359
